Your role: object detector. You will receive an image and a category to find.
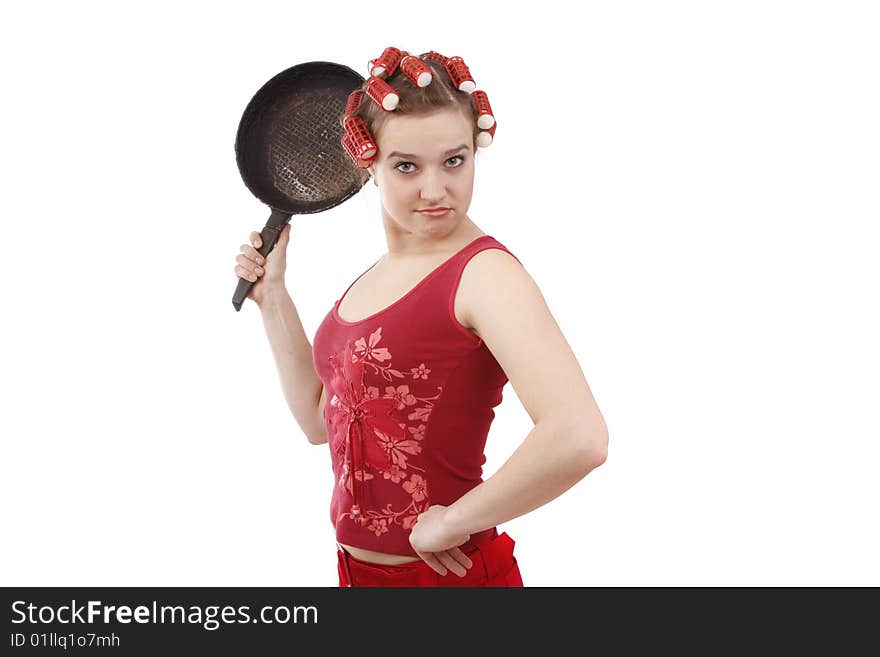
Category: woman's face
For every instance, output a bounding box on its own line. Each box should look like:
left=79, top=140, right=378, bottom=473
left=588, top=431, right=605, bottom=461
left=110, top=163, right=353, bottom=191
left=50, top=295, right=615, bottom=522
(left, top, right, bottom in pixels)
left=369, top=107, right=476, bottom=239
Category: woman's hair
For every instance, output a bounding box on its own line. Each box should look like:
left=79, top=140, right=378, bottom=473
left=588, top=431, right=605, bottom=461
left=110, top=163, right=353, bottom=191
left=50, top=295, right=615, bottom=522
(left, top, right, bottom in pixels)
left=340, top=51, right=481, bottom=155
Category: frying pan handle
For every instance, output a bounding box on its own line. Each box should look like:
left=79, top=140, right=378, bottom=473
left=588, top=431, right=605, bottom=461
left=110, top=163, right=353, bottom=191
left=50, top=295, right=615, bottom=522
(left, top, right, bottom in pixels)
left=232, top=208, right=294, bottom=312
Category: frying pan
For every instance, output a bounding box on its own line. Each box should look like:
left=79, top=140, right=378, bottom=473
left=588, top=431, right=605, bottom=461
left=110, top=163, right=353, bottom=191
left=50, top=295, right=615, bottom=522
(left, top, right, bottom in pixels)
left=232, top=61, right=370, bottom=311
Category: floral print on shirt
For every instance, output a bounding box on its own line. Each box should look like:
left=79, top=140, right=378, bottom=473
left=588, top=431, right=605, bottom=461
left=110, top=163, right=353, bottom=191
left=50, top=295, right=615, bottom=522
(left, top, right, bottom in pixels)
left=326, top=327, right=442, bottom=538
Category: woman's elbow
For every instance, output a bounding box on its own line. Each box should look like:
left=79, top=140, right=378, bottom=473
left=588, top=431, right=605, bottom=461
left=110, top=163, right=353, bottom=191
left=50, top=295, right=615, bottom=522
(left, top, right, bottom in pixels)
left=578, top=419, right=609, bottom=470
left=307, top=433, right=329, bottom=446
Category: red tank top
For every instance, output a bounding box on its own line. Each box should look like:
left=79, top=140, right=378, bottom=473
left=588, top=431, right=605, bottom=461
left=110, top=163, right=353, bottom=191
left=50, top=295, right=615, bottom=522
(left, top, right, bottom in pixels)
left=312, top=235, right=522, bottom=556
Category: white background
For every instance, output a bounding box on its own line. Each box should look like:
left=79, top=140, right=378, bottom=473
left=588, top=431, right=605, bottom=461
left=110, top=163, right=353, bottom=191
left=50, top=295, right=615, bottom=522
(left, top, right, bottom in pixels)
left=1, top=1, right=877, bottom=586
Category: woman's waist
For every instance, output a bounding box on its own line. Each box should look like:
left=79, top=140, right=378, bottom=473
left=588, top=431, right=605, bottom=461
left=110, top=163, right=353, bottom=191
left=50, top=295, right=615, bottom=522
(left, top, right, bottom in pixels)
left=336, top=542, right=421, bottom=565
left=337, top=527, right=498, bottom=566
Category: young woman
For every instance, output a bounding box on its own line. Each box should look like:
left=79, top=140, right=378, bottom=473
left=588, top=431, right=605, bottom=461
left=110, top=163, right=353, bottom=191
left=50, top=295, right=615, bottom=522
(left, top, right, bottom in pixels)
left=233, top=49, right=608, bottom=586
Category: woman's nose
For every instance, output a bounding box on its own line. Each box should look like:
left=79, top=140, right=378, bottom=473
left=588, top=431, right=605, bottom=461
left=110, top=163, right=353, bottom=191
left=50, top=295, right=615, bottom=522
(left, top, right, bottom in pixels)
left=420, top=171, right=446, bottom=200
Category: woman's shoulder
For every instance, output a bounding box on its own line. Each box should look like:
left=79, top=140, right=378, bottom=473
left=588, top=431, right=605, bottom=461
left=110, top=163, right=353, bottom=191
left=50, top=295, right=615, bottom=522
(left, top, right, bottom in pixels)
left=455, top=238, right=532, bottom=329
left=469, top=236, right=524, bottom=268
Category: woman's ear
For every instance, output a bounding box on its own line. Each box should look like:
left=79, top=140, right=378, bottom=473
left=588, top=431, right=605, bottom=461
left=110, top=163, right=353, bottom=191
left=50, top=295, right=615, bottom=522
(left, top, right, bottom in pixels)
left=369, top=164, right=378, bottom=186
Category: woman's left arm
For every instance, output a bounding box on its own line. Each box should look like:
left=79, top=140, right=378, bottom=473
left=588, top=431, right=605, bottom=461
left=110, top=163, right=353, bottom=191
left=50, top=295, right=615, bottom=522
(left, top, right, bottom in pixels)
left=411, top=248, right=609, bottom=551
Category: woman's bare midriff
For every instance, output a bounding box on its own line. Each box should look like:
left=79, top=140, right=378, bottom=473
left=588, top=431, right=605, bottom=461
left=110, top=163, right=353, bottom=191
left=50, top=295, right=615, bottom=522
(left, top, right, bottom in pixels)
left=338, top=541, right=422, bottom=565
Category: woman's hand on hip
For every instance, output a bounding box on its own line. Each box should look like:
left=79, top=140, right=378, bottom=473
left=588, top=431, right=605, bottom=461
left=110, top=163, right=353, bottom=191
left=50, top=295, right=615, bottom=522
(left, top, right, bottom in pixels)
left=408, top=505, right=473, bottom=577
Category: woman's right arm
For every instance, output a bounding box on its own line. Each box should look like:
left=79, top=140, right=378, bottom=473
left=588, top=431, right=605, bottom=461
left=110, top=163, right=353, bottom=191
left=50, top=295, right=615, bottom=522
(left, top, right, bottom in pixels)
left=257, top=288, right=328, bottom=445
left=235, top=224, right=328, bottom=446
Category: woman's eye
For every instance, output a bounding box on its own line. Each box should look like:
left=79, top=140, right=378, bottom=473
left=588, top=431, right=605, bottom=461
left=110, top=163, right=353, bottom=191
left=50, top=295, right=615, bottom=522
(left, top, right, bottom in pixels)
left=395, top=156, right=465, bottom=174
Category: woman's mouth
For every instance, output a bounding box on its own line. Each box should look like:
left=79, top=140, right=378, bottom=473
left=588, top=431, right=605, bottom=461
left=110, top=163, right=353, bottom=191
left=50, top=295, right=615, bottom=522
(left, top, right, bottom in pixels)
left=418, top=207, right=450, bottom=217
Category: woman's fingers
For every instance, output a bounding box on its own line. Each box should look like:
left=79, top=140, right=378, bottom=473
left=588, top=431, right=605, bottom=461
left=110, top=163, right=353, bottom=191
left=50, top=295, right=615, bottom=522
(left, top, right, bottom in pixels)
left=435, top=551, right=468, bottom=577
left=447, top=546, right=473, bottom=571
left=235, top=254, right=263, bottom=276
left=235, top=229, right=267, bottom=283
left=413, top=548, right=474, bottom=578
left=235, top=265, right=257, bottom=283
left=234, top=264, right=253, bottom=282
left=234, top=264, right=261, bottom=282
left=415, top=551, right=448, bottom=576
left=240, top=243, right=265, bottom=265
left=235, top=252, right=262, bottom=270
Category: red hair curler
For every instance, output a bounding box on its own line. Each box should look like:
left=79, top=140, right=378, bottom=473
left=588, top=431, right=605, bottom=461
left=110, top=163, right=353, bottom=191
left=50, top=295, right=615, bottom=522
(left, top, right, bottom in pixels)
left=344, top=116, right=378, bottom=161
left=341, top=133, right=371, bottom=169
left=364, top=76, right=400, bottom=111
left=343, top=90, right=364, bottom=118
left=400, top=55, right=433, bottom=87
left=422, top=51, right=448, bottom=66
left=444, top=56, right=476, bottom=93
left=476, top=121, right=496, bottom=147
left=472, top=90, right=495, bottom=129
left=368, top=46, right=403, bottom=78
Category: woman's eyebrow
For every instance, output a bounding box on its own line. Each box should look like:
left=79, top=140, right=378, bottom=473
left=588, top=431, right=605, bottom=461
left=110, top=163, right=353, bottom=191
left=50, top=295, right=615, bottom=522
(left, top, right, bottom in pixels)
left=387, top=144, right=469, bottom=159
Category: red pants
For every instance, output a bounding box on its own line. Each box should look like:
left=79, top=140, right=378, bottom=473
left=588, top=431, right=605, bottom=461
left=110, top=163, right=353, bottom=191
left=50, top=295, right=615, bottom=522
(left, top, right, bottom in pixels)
left=337, top=530, right=524, bottom=587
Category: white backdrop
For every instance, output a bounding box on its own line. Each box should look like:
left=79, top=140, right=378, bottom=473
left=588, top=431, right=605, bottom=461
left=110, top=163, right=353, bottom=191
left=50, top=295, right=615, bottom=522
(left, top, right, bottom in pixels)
left=2, top=1, right=877, bottom=586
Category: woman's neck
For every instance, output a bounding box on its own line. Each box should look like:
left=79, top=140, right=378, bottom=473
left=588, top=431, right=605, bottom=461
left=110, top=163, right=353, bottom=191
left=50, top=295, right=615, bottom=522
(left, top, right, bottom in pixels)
left=381, top=216, right=484, bottom=259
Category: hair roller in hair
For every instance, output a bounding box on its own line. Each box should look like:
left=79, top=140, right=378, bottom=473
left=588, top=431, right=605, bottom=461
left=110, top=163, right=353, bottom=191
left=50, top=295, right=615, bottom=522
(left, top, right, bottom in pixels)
left=445, top=56, right=476, bottom=93
left=341, top=133, right=371, bottom=169
left=422, top=51, right=448, bottom=66
left=472, top=90, right=495, bottom=129
left=364, top=76, right=400, bottom=111
left=343, top=90, right=364, bottom=118
left=368, top=47, right=403, bottom=78
left=401, top=55, right=433, bottom=87
left=344, top=116, right=378, bottom=160
left=476, top=121, right=496, bottom=147
left=340, top=133, right=356, bottom=163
